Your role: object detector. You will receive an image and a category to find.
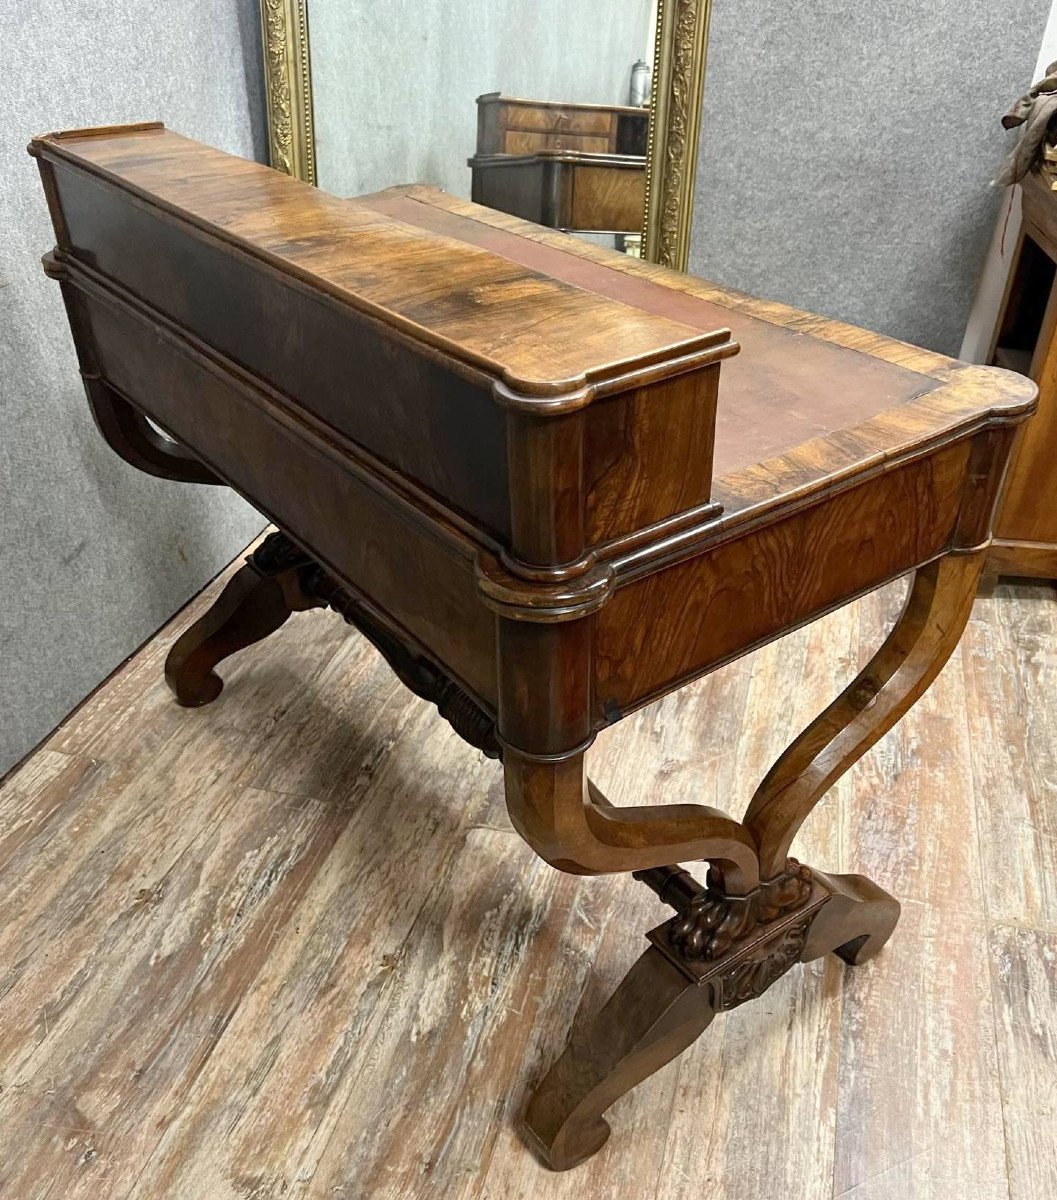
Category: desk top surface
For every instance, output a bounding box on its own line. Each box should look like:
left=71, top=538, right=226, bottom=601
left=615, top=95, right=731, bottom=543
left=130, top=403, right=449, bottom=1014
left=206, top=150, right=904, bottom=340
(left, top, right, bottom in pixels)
left=359, top=184, right=1034, bottom=490
left=33, top=122, right=1033, bottom=512
left=32, top=124, right=729, bottom=404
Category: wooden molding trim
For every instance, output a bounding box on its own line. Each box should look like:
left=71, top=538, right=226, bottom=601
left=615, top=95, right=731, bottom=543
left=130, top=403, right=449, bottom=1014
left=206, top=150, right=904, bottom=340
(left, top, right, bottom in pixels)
left=48, top=249, right=1036, bottom=627
left=986, top=536, right=1057, bottom=580
left=35, top=132, right=735, bottom=406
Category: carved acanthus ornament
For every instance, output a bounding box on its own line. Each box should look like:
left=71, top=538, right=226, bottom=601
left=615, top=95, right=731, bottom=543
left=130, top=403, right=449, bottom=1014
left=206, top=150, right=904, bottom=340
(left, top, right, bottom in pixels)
left=251, top=529, right=313, bottom=575
left=710, top=918, right=815, bottom=1010
left=246, top=532, right=502, bottom=760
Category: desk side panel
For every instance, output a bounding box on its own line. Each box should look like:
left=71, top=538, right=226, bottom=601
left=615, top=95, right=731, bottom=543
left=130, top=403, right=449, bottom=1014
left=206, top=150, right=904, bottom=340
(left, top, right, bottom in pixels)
left=593, top=441, right=971, bottom=716
left=48, top=162, right=513, bottom=541
left=74, top=285, right=498, bottom=707
left=583, top=367, right=720, bottom=546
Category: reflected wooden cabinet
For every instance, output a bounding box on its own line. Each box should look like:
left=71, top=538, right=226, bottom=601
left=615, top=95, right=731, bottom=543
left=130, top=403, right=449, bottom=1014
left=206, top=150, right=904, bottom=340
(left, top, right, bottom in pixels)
left=475, top=92, right=649, bottom=157
left=989, top=170, right=1057, bottom=578
left=469, top=93, right=648, bottom=237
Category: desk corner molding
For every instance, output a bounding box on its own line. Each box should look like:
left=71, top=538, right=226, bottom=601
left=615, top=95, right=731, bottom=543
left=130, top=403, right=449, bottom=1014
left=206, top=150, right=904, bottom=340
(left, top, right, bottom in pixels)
left=474, top=554, right=615, bottom=622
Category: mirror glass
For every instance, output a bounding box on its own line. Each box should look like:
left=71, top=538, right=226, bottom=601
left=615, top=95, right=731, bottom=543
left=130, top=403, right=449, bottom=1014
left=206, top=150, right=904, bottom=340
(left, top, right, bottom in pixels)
left=309, top=1, right=656, bottom=253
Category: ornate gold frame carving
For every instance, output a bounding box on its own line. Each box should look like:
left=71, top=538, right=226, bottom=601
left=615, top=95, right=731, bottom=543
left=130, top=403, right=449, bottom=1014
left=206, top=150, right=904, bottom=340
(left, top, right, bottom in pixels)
left=260, top=0, right=315, bottom=185
left=643, top=0, right=712, bottom=270
left=260, top=0, right=711, bottom=269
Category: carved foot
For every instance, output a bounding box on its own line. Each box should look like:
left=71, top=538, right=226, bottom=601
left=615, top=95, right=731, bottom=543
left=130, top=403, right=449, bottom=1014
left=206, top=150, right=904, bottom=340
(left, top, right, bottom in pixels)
left=523, top=946, right=718, bottom=1171
left=164, top=531, right=318, bottom=706
left=166, top=531, right=504, bottom=758
left=799, top=869, right=901, bottom=966
left=524, top=864, right=828, bottom=1170
left=525, top=860, right=899, bottom=1169
left=664, top=858, right=812, bottom=960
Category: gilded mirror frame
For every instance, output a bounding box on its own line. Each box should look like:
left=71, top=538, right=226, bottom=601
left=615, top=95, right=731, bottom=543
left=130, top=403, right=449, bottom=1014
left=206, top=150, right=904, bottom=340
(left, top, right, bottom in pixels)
left=259, top=0, right=710, bottom=270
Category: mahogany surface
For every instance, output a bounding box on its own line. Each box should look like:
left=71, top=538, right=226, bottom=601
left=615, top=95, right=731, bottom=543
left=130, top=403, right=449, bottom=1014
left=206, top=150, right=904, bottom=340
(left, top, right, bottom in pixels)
left=30, top=122, right=1036, bottom=1172
left=475, top=93, right=650, bottom=157
left=468, top=151, right=646, bottom=235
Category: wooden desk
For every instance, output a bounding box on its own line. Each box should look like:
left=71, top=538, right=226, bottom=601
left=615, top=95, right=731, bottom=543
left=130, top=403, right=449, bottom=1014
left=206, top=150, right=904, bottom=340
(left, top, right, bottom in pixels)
left=31, top=123, right=1034, bottom=1172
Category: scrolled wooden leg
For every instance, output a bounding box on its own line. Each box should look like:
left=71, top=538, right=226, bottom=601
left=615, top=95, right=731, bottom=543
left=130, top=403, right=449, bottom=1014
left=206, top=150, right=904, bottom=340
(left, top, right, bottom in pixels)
left=524, top=551, right=991, bottom=1167
left=503, top=753, right=761, bottom=890
left=525, top=860, right=901, bottom=1168
left=164, top=531, right=319, bottom=706
left=524, top=864, right=829, bottom=1170
left=524, top=945, right=718, bottom=1171
left=799, top=868, right=901, bottom=966
left=743, top=551, right=985, bottom=880
left=84, top=374, right=222, bottom=485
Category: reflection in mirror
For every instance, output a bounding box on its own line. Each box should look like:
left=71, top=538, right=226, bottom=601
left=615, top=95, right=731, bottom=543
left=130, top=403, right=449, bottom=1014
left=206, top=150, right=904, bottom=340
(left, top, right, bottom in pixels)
left=309, top=2, right=655, bottom=252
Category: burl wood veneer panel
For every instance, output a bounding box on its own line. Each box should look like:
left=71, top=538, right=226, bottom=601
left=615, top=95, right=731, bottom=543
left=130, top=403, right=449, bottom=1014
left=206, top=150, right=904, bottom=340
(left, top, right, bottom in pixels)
left=594, top=440, right=972, bottom=713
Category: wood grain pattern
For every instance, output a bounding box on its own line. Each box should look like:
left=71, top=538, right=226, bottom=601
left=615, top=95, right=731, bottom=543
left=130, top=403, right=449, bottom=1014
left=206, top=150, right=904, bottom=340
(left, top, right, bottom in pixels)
left=468, top=153, right=647, bottom=236
left=593, top=444, right=972, bottom=716
left=962, top=575, right=1057, bottom=930
left=988, top=923, right=1057, bottom=1200
left=35, top=125, right=721, bottom=399
left=474, top=94, right=648, bottom=158
left=2, top=557, right=1054, bottom=1197
left=362, top=183, right=1027, bottom=430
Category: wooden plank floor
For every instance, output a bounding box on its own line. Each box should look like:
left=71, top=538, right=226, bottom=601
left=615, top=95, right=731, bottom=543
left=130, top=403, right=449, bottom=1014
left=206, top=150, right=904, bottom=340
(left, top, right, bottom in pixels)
left=1, top=536, right=1055, bottom=1200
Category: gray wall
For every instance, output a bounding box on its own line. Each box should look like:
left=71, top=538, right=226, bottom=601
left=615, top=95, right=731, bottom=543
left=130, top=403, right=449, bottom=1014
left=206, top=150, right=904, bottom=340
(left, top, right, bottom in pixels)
left=0, top=1, right=269, bottom=774
left=689, top=1, right=1051, bottom=355
left=312, top=0, right=654, bottom=197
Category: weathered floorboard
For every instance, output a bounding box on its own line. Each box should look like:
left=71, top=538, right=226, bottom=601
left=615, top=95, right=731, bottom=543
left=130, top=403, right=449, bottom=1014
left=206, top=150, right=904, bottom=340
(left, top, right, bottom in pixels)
left=988, top=923, right=1057, bottom=1200
left=1, top=555, right=1055, bottom=1200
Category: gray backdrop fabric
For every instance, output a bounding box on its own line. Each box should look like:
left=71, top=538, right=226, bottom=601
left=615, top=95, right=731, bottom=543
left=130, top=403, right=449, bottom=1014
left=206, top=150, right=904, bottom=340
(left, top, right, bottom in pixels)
left=689, top=1, right=1052, bottom=355
left=0, top=0, right=269, bottom=774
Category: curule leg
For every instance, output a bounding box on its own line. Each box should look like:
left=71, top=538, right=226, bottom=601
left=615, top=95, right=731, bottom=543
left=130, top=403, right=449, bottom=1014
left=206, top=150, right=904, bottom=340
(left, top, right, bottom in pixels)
left=742, top=551, right=985, bottom=881
left=519, top=553, right=984, bottom=1168
left=523, top=946, right=717, bottom=1171
left=164, top=532, right=321, bottom=706
left=503, top=756, right=761, bottom=891
left=524, top=864, right=898, bottom=1170
left=524, top=865, right=829, bottom=1171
